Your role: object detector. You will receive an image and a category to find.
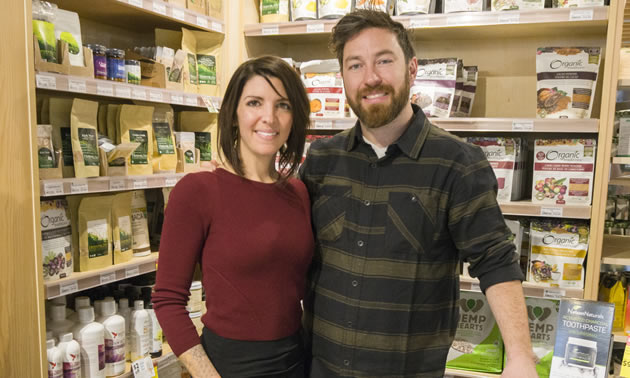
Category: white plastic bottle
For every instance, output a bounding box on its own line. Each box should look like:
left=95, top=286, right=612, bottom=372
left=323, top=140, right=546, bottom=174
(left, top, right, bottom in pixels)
left=98, top=299, right=126, bottom=376
left=93, top=300, right=104, bottom=318
left=47, top=338, right=63, bottom=378
left=72, top=306, right=105, bottom=378
left=147, top=301, right=162, bottom=358
left=117, top=298, right=131, bottom=361
left=129, top=300, right=150, bottom=361
left=57, top=332, right=81, bottom=378
left=48, top=303, right=75, bottom=339
left=69, top=296, right=91, bottom=322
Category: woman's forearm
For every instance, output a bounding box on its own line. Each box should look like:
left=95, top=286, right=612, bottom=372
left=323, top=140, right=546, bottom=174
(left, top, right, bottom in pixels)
left=178, top=344, right=221, bottom=378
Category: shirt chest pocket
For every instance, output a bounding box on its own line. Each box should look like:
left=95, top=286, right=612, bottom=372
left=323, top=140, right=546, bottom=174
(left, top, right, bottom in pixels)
left=312, top=185, right=350, bottom=243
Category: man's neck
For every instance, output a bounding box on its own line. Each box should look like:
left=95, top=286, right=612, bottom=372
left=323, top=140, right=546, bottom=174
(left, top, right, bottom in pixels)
left=360, top=103, right=414, bottom=148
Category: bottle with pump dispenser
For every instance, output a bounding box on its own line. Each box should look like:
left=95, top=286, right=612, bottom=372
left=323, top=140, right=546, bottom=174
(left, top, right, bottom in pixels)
left=141, top=287, right=162, bottom=358
left=57, top=332, right=81, bottom=378
left=117, top=298, right=132, bottom=361
left=72, top=306, right=106, bottom=378
left=48, top=303, right=75, bottom=339
left=129, top=300, right=150, bottom=361
left=47, top=338, right=63, bottom=378
left=98, top=299, right=126, bottom=376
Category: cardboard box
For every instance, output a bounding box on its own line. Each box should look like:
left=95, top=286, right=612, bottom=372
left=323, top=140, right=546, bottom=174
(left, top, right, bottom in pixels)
left=33, top=36, right=94, bottom=78
left=124, top=50, right=183, bottom=91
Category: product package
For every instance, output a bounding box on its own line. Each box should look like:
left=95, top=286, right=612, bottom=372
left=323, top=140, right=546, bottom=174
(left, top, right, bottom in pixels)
left=41, top=199, right=74, bottom=280
left=101, top=142, right=140, bottom=177
left=112, top=192, right=133, bottom=265
left=49, top=97, right=75, bottom=178
left=552, top=0, right=605, bottom=7
left=467, top=137, right=526, bottom=202
left=504, top=219, right=525, bottom=257
left=291, top=0, right=317, bottom=20
left=179, top=111, right=216, bottom=166
left=396, top=0, right=434, bottom=14
left=78, top=196, right=113, bottom=272
left=450, top=60, right=464, bottom=118
left=528, top=220, right=590, bottom=289
left=174, top=131, right=198, bottom=173
left=150, top=104, right=177, bottom=173
left=131, top=190, right=151, bottom=257
left=70, top=98, right=100, bottom=178
left=608, top=279, right=626, bottom=332
left=106, top=104, right=121, bottom=143
left=300, top=59, right=345, bottom=118
left=617, top=111, right=630, bottom=157
left=443, top=0, right=485, bottom=13
left=536, top=47, right=601, bottom=119
left=492, top=0, right=546, bottom=10
left=53, top=8, right=84, bottom=67
left=354, top=0, right=395, bottom=14
left=181, top=28, right=222, bottom=96
left=119, top=105, right=154, bottom=176
left=525, top=297, right=559, bottom=378
left=97, top=104, right=108, bottom=137
left=456, top=66, right=478, bottom=117
left=32, top=0, right=58, bottom=63
left=446, top=291, right=504, bottom=373
left=532, top=139, right=596, bottom=205
left=187, top=0, right=205, bottom=14
left=411, top=58, right=458, bottom=118
left=319, top=0, right=351, bottom=18
left=260, top=0, right=290, bottom=23
left=37, top=124, right=56, bottom=170
left=206, top=0, right=223, bottom=19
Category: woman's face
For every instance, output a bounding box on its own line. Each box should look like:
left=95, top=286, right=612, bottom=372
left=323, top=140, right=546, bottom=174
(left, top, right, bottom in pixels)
left=236, top=75, right=293, bottom=163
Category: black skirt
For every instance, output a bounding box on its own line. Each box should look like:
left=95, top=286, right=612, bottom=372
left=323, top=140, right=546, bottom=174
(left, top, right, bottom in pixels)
left=200, top=327, right=305, bottom=378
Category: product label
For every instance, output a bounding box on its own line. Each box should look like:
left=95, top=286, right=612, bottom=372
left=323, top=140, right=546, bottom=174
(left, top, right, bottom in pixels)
left=195, top=132, right=212, bottom=161
left=129, top=130, right=149, bottom=165
left=79, top=341, right=105, bottom=376
left=39, top=147, right=55, bottom=168
left=87, top=219, right=109, bottom=258
left=78, top=128, right=99, bottom=166
left=41, top=200, right=73, bottom=281
left=262, top=0, right=279, bottom=15
left=33, top=20, right=57, bottom=63
left=60, top=128, right=74, bottom=166
left=187, top=53, right=198, bottom=85
left=105, top=329, right=125, bottom=364
left=63, top=357, right=80, bottom=378
left=152, top=122, right=175, bottom=155
left=131, top=207, right=149, bottom=250
left=119, top=216, right=133, bottom=252
left=197, top=54, right=217, bottom=85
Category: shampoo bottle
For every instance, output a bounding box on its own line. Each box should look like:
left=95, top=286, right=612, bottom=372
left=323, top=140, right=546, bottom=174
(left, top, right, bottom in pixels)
left=47, top=338, right=63, bottom=378
left=98, top=299, right=126, bottom=376
left=129, top=300, right=150, bottom=361
left=72, top=306, right=105, bottom=378
left=57, top=332, right=81, bottom=378
left=48, top=303, right=75, bottom=339
left=117, top=298, right=131, bottom=361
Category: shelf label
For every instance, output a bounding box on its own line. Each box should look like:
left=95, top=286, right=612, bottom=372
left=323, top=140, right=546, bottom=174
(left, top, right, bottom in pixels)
left=262, top=26, right=279, bottom=35
left=211, top=22, right=223, bottom=33
left=314, top=120, right=333, bottom=129
left=185, top=96, right=198, bottom=106
left=126, top=266, right=140, bottom=278
left=470, top=283, right=481, bottom=292
left=115, top=86, right=132, bottom=98
left=447, top=16, right=467, bottom=26
left=149, top=91, right=163, bottom=103
left=512, top=120, right=534, bottom=131
left=59, top=281, right=78, bottom=296
left=109, top=179, right=126, bottom=191
left=43, top=182, right=64, bottom=196
left=165, top=178, right=178, bottom=187
left=128, top=0, right=143, bottom=7
left=68, top=79, right=87, bottom=93
left=70, top=181, right=89, bottom=194
left=540, top=207, right=563, bottom=217
left=201, top=96, right=218, bottom=113
left=132, top=88, right=147, bottom=100
left=543, top=288, right=566, bottom=299
left=36, top=74, right=57, bottom=90
left=152, top=1, right=166, bottom=15
left=570, top=8, right=594, bottom=21
left=97, top=83, right=114, bottom=97
left=171, top=94, right=184, bottom=105
left=172, top=7, right=186, bottom=21
left=498, top=13, right=520, bottom=24
left=621, top=340, right=630, bottom=377
left=409, top=18, right=429, bottom=28
left=197, top=16, right=209, bottom=29
left=306, top=23, right=325, bottom=33
left=131, top=356, right=156, bottom=378
left=100, top=272, right=117, bottom=285
left=133, top=179, right=148, bottom=189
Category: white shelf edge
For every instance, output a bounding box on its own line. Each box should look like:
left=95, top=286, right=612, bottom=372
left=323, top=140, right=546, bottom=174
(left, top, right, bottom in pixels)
left=612, top=157, right=630, bottom=165
left=459, top=276, right=583, bottom=299
left=40, top=173, right=186, bottom=197
left=498, top=201, right=591, bottom=219
left=614, top=331, right=627, bottom=343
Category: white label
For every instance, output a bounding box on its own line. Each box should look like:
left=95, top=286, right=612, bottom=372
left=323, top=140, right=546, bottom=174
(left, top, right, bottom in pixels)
left=149, top=91, right=163, bottom=102
left=133, top=179, right=148, bottom=189
left=43, top=182, right=64, bottom=196
left=201, top=96, right=218, bottom=113
left=540, top=207, right=563, bottom=217
left=97, top=83, right=114, bottom=96
left=498, top=13, right=520, bottom=24
left=131, top=356, right=155, bottom=378
left=197, top=16, right=209, bottom=29
left=100, top=272, right=117, bottom=285
left=152, top=1, right=166, bottom=15
left=262, top=26, right=279, bottom=35
left=211, top=22, right=223, bottom=33
left=126, top=266, right=140, bottom=278
left=185, top=96, right=198, bottom=106
left=59, top=281, right=78, bottom=296
left=470, top=283, right=481, bottom=292
left=68, top=79, right=87, bottom=93
left=512, top=120, right=534, bottom=131
left=314, top=120, right=333, bottom=129
left=116, top=86, right=132, bottom=98
left=172, top=7, right=185, bottom=21
left=447, top=16, right=465, bottom=26
left=543, top=288, right=566, bottom=299
left=165, top=178, right=178, bottom=187
left=36, top=74, right=56, bottom=89
left=570, top=9, right=594, bottom=21
left=306, top=23, right=325, bottom=33
left=109, top=179, right=126, bottom=191
left=100, top=142, right=116, bottom=153
left=132, top=88, right=147, bottom=100
left=128, top=0, right=143, bottom=7
left=409, top=18, right=429, bottom=28
left=171, top=94, right=184, bottom=105
left=70, top=181, right=89, bottom=194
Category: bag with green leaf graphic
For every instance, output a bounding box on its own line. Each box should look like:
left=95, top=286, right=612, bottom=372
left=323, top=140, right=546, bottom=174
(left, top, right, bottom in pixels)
left=78, top=195, right=113, bottom=272
left=112, top=192, right=133, bottom=265
left=53, top=8, right=84, bottom=67
left=71, top=98, right=100, bottom=178
left=521, top=298, right=559, bottom=378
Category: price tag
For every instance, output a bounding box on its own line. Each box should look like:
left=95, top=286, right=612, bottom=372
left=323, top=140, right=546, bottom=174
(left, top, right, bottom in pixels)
left=498, top=13, right=520, bottom=24
left=447, top=16, right=465, bottom=26
left=620, top=337, right=630, bottom=377
left=36, top=74, right=57, bottom=89
left=262, top=26, right=279, bottom=35
left=306, top=23, right=325, bottom=33
left=314, top=120, right=333, bottom=129
left=470, top=283, right=481, bottom=292
left=115, top=86, right=132, bottom=98
left=43, top=182, right=64, bottom=196
left=185, top=96, right=199, bottom=106
left=197, top=16, right=209, bottom=29
left=172, top=7, right=186, bottom=21
left=165, top=178, right=178, bottom=187
left=211, top=22, right=223, bottom=33
left=541, top=207, right=563, bottom=217
left=132, top=88, right=147, bottom=100
left=59, top=281, right=78, bottom=296
left=100, top=272, right=117, bottom=285
left=171, top=94, right=184, bottom=105
left=126, top=266, right=140, bottom=278
left=201, top=96, right=218, bottom=113
left=409, top=18, right=429, bottom=28
left=149, top=91, right=163, bottom=103
left=543, top=288, right=566, bottom=299
left=128, top=0, right=143, bottom=7
left=97, top=83, right=114, bottom=97
left=109, top=179, right=126, bottom=191
left=133, top=179, right=148, bottom=189
left=131, top=356, right=156, bottom=378
left=70, top=181, right=89, bottom=194
left=570, top=8, right=594, bottom=21
left=152, top=1, right=166, bottom=15
left=68, top=79, right=87, bottom=93
left=512, top=120, right=534, bottom=131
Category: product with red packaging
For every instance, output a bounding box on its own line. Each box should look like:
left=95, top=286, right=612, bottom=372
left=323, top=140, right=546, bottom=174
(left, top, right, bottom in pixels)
left=300, top=59, right=345, bottom=118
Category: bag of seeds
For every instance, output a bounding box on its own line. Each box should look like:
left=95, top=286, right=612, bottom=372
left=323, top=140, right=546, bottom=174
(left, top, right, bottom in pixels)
left=112, top=192, right=133, bottom=265
left=49, top=97, right=75, bottom=178
left=78, top=195, right=113, bottom=272
left=71, top=98, right=100, bottom=178
left=119, top=104, right=154, bottom=176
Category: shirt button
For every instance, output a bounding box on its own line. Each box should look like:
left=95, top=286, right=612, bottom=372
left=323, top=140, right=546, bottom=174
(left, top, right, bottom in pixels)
left=364, top=200, right=371, bottom=206
left=411, top=195, right=418, bottom=202
left=370, top=163, right=377, bottom=168
left=351, top=280, right=358, bottom=287
left=357, top=240, right=364, bottom=247
left=344, top=360, right=350, bottom=366
left=347, top=321, right=353, bottom=327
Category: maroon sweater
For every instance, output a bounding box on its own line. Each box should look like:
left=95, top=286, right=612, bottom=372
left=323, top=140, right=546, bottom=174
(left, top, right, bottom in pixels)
left=153, top=169, right=314, bottom=356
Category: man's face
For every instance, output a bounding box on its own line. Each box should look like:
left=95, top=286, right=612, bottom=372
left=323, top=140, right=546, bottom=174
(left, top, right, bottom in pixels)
left=342, top=27, right=417, bottom=129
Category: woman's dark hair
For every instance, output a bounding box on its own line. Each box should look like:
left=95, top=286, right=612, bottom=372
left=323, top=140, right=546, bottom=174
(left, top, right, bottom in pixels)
left=218, top=55, right=310, bottom=180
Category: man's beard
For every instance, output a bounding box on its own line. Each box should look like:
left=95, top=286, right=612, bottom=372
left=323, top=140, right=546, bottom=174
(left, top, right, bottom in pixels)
left=347, top=73, right=411, bottom=129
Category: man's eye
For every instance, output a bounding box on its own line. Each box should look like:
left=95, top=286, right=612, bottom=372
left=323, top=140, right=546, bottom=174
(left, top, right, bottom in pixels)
left=348, top=63, right=361, bottom=71
left=378, top=59, right=393, bottom=65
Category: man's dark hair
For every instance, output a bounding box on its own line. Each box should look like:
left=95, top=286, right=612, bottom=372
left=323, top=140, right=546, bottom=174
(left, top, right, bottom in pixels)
left=329, top=9, right=415, bottom=69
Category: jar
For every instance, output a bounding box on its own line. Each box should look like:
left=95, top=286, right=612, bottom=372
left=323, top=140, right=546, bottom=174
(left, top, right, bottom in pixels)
left=125, top=59, right=141, bottom=85
left=106, top=48, right=126, bottom=82
left=90, top=44, right=107, bottom=80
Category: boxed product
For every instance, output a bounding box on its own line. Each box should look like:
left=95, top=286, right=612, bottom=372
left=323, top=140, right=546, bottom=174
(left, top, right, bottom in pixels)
left=532, top=139, right=596, bottom=205
left=319, top=0, right=351, bottom=18
left=492, top=0, right=545, bottom=10
left=443, top=0, right=485, bottom=13
left=456, top=66, right=478, bottom=117
left=41, top=199, right=74, bottom=281
left=291, top=0, right=317, bottom=20
left=467, top=137, right=526, bottom=202
left=526, top=297, right=559, bottom=378
left=396, top=0, right=435, bottom=15
left=536, top=47, right=601, bottom=119
left=446, top=291, right=504, bottom=373
left=528, top=220, right=590, bottom=289
left=355, top=0, right=395, bottom=14
left=260, top=0, right=290, bottom=23
left=411, top=58, right=458, bottom=118
left=301, top=60, right=345, bottom=118
left=552, top=0, right=605, bottom=7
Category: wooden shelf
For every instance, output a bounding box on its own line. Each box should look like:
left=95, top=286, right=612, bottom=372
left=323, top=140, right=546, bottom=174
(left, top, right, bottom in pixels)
left=602, top=235, right=630, bottom=265
left=498, top=201, right=591, bottom=219
left=53, top=0, right=223, bottom=34
left=44, top=252, right=158, bottom=299
left=445, top=368, right=501, bottom=377
left=618, top=78, right=630, bottom=88
left=35, top=72, right=221, bottom=110
left=613, top=157, right=630, bottom=165
left=40, top=173, right=185, bottom=197
left=459, top=276, right=583, bottom=299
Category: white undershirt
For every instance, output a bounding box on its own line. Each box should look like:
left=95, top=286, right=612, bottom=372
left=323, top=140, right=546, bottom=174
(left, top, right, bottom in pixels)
left=363, top=136, right=388, bottom=159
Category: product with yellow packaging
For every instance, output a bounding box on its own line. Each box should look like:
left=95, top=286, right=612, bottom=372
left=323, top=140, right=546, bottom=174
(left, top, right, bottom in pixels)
left=112, top=192, right=133, bottom=265
left=291, top=0, right=317, bottom=20
left=609, top=278, right=626, bottom=332
left=319, top=0, right=351, bottom=18
left=260, top=0, right=290, bottom=23
left=528, top=220, right=589, bottom=289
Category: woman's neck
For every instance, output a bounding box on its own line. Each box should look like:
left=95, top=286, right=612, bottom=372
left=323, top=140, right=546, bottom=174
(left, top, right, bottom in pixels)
left=225, top=155, right=278, bottom=184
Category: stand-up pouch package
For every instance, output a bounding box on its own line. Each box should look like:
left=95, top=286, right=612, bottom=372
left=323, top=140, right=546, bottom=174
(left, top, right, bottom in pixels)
left=38, top=124, right=56, bottom=170
left=78, top=195, right=113, bottom=272
left=119, top=104, right=154, bottom=176
left=49, top=98, right=75, bottom=178
left=355, top=0, right=395, bottom=14
left=131, top=190, right=151, bottom=257
left=457, top=66, right=478, bottom=117
left=182, top=28, right=222, bottom=97
left=552, top=0, right=605, bottom=7
left=112, top=192, right=133, bottom=265
left=41, top=199, right=74, bottom=280
left=174, top=131, right=197, bottom=172
left=150, top=104, right=177, bottom=173
left=97, top=104, right=108, bottom=137
left=524, top=297, right=559, bottom=378
left=53, top=8, right=84, bottom=67
left=260, top=0, right=290, bottom=22
left=179, top=111, right=216, bottom=166
left=396, top=0, right=434, bottom=15
left=450, top=60, right=464, bottom=117
left=301, top=59, right=345, bottom=118
left=536, top=47, right=601, bottom=119
left=492, top=0, right=545, bottom=10
left=71, top=98, right=100, bottom=178
left=106, top=104, right=120, bottom=143
left=319, top=0, right=351, bottom=18
left=411, top=58, right=458, bottom=118
left=443, top=0, right=485, bottom=13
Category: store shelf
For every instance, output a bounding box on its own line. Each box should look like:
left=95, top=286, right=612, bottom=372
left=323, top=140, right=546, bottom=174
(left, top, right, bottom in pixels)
left=35, top=72, right=221, bottom=110
left=444, top=368, right=501, bottom=377
left=245, top=6, right=608, bottom=42
left=44, top=252, right=158, bottom=299
left=601, top=235, right=630, bottom=265
left=498, top=201, right=591, bottom=219
left=40, top=173, right=186, bottom=197
left=459, top=275, right=583, bottom=299
left=53, top=0, right=223, bottom=34
left=613, top=157, right=630, bottom=165
left=120, top=343, right=178, bottom=377
left=614, top=331, right=628, bottom=344
left=618, top=78, right=630, bottom=88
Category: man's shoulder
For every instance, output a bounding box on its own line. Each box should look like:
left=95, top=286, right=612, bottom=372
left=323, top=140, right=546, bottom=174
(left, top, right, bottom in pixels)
left=308, top=128, right=353, bottom=154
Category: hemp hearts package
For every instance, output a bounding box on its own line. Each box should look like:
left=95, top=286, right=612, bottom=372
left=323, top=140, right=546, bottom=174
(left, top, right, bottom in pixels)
left=182, top=28, right=222, bottom=97
left=119, top=105, right=154, bottom=176
left=525, top=297, right=560, bottom=378
left=70, top=99, right=100, bottom=178
left=78, top=196, right=114, bottom=272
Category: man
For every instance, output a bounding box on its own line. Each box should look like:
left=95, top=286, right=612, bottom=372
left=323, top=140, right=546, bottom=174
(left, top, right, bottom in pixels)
left=299, top=9, right=537, bottom=377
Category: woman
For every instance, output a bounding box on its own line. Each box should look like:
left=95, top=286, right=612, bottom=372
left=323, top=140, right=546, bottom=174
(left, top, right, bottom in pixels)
left=153, top=56, right=313, bottom=377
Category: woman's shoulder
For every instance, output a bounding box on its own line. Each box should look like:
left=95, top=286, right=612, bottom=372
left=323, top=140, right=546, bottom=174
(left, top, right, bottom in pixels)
left=172, top=170, right=222, bottom=195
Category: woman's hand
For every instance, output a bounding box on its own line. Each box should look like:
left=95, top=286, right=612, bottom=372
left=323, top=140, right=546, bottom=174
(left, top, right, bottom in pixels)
left=179, top=344, right=222, bottom=377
